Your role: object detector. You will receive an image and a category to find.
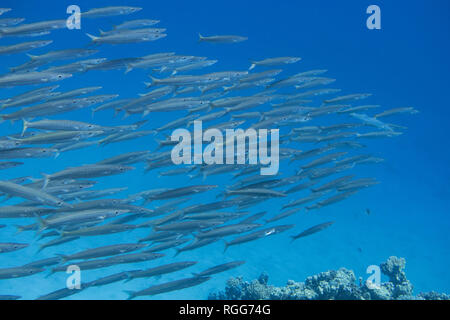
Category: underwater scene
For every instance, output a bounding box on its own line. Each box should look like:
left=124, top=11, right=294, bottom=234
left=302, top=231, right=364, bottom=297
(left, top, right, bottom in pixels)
left=0, top=0, right=449, bottom=300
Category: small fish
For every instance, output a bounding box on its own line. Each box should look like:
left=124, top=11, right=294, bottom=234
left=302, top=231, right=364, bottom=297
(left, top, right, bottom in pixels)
left=374, top=107, right=419, bottom=118
left=0, top=180, right=71, bottom=207
left=58, top=243, right=147, bottom=262
left=85, top=271, right=133, bottom=288
left=86, top=31, right=166, bottom=45
left=81, top=6, right=142, bottom=18
left=0, top=267, right=44, bottom=280
left=306, top=190, right=358, bottom=210
left=196, top=223, right=261, bottom=239
left=41, top=164, right=134, bottom=188
left=249, top=57, right=301, bottom=70
left=324, top=93, right=372, bottom=104
left=198, top=33, right=247, bottom=43
left=193, top=261, right=246, bottom=277
left=0, top=71, right=71, bottom=88
left=114, top=19, right=160, bottom=30
left=291, top=221, right=335, bottom=241
left=0, top=161, right=23, bottom=170
left=125, top=261, right=197, bottom=282
left=0, top=19, right=66, bottom=37
left=0, top=40, right=52, bottom=55
left=0, top=242, right=29, bottom=254
left=224, top=225, right=294, bottom=251
left=125, top=276, right=211, bottom=299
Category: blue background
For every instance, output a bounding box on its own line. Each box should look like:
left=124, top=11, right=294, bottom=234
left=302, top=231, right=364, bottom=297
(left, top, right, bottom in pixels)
left=0, top=0, right=449, bottom=299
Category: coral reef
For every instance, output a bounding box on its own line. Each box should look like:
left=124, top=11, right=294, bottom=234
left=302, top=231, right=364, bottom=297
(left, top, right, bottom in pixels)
left=208, top=256, right=449, bottom=300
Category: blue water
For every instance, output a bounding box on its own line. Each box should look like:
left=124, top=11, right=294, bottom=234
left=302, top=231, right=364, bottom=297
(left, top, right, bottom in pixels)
left=0, top=0, right=449, bottom=299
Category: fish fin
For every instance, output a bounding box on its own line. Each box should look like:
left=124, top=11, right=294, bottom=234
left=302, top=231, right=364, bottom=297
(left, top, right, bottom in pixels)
left=249, top=62, right=256, bottom=70
left=124, top=290, right=136, bottom=300
left=86, top=33, right=99, bottom=41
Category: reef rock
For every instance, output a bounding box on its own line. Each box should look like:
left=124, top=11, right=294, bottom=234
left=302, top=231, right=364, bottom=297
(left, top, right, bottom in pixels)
left=208, top=256, right=449, bottom=300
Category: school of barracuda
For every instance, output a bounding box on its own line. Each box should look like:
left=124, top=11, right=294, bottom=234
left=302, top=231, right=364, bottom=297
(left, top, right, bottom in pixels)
left=0, top=6, right=418, bottom=300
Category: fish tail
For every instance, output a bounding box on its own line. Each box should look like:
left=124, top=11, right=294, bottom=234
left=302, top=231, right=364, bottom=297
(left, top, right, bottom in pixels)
left=147, top=75, right=159, bottom=87
left=249, top=62, right=256, bottom=71
left=198, top=33, right=204, bottom=42
left=124, top=64, right=133, bottom=74
left=55, top=253, right=68, bottom=263
left=173, top=249, right=181, bottom=257
left=223, top=241, right=229, bottom=253
left=14, top=225, right=25, bottom=234
left=21, top=118, right=29, bottom=137
left=34, top=213, right=48, bottom=232
left=123, top=274, right=132, bottom=283
left=124, top=290, right=136, bottom=300
left=44, top=269, right=57, bottom=278
left=41, top=173, right=50, bottom=189
left=26, top=53, right=38, bottom=60
left=86, top=33, right=99, bottom=42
